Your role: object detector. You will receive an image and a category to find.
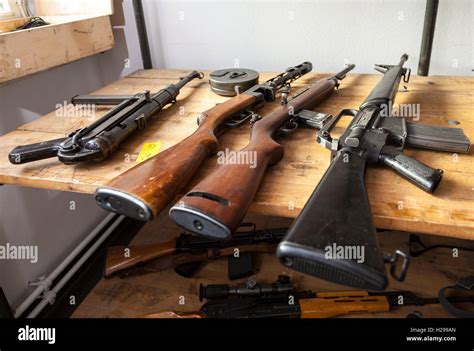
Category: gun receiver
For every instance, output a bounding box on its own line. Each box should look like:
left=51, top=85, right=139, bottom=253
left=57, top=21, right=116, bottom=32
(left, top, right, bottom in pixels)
left=94, top=62, right=312, bottom=221
left=144, top=276, right=474, bottom=318
left=9, top=71, right=204, bottom=165
left=170, top=64, right=355, bottom=239
left=277, top=54, right=471, bottom=290
left=104, top=225, right=287, bottom=277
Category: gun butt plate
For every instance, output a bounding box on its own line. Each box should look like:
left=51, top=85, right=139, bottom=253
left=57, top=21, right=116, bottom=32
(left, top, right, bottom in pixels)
left=95, top=188, right=153, bottom=221
left=169, top=205, right=232, bottom=240
left=277, top=242, right=388, bottom=291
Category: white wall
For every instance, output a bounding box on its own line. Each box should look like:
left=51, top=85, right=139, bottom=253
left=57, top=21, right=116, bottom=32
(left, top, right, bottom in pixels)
left=143, top=0, right=472, bottom=76
left=0, top=0, right=142, bottom=310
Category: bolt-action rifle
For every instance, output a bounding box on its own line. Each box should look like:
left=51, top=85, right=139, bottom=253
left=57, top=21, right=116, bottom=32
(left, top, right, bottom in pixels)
left=94, top=62, right=313, bottom=221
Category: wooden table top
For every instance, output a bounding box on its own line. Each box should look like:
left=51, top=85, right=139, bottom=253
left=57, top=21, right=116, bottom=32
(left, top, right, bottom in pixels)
left=0, top=69, right=473, bottom=239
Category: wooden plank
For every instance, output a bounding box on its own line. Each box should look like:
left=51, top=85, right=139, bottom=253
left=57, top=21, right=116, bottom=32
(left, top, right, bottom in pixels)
left=0, top=70, right=472, bottom=239
left=34, top=0, right=113, bottom=17
left=72, top=212, right=474, bottom=318
left=0, top=17, right=29, bottom=33
left=0, top=15, right=114, bottom=84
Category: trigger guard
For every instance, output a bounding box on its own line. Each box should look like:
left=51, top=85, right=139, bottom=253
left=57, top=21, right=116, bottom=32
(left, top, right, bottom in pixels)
left=279, top=120, right=299, bottom=135
left=317, top=108, right=358, bottom=151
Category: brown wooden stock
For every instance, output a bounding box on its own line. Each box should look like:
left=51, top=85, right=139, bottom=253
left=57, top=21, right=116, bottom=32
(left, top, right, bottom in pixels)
left=142, top=311, right=204, bottom=318
left=178, top=78, right=337, bottom=233
left=143, top=291, right=391, bottom=318
left=299, top=291, right=390, bottom=318
left=104, top=93, right=257, bottom=219
left=108, top=243, right=277, bottom=277
left=104, top=238, right=177, bottom=277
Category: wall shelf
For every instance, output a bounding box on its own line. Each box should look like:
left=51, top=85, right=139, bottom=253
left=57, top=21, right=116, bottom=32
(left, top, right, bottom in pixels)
left=0, top=0, right=114, bottom=85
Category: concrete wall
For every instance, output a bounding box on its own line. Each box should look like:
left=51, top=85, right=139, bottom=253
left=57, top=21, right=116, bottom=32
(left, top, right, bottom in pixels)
left=143, top=0, right=472, bottom=75
left=0, top=0, right=142, bottom=310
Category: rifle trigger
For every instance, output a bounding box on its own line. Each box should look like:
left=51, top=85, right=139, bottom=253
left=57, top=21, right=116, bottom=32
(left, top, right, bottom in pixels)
left=384, top=250, right=410, bottom=282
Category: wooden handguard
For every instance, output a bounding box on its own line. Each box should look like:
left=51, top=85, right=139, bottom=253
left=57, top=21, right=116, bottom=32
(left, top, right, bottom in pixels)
left=170, top=78, right=337, bottom=239
left=104, top=239, right=177, bottom=277
left=95, top=94, right=257, bottom=221
left=143, top=311, right=204, bottom=319
left=300, top=291, right=391, bottom=318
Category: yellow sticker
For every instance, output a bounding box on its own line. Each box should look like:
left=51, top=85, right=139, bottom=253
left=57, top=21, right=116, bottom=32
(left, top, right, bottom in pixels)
left=136, top=141, right=163, bottom=163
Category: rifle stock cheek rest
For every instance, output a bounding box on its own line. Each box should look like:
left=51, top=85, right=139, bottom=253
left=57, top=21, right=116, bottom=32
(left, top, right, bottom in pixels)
left=95, top=94, right=257, bottom=221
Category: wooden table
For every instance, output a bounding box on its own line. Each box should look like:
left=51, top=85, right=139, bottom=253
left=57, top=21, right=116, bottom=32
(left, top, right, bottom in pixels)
left=73, top=211, right=474, bottom=318
left=0, top=69, right=473, bottom=239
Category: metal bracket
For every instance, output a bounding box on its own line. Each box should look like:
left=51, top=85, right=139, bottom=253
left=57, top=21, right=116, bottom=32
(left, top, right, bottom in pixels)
left=29, top=276, right=57, bottom=304
left=383, top=250, right=410, bottom=282
left=278, top=84, right=291, bottom=105
left=403, top=68, right=411, bottom=84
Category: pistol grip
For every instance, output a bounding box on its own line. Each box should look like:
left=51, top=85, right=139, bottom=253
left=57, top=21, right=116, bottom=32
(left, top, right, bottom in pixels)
left=380, top=152, right=443, bottom=192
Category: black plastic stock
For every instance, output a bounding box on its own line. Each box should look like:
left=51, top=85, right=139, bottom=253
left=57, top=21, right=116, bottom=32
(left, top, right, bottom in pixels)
left=277, top=151, right=388, bottom=290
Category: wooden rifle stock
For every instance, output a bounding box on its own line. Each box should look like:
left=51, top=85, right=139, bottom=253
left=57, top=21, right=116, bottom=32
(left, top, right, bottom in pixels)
left=143, top=311, right=204, bottom=318
left=95, top=94, right=257, bottom=221
left=170, top=77, right=339, bottom=239
left=299, top=291, right=390, bottom=318
left=105, top=242, right=276, bottom=278
left=142, top=291, right=392, bottom=318
left=104, top=238, right=177, bottom=277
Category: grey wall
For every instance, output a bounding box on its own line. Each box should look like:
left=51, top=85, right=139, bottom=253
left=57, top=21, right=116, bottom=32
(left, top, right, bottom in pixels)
left=0, top=0, right=142, bottom=310
left=143, top=0, right=472, bottom=75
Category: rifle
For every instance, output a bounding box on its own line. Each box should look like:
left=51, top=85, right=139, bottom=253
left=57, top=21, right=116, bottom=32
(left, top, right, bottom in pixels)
left=144, top=276, right=474, bottom=318
left=105, top=224, right=287, bottom=278
left=169, top=64, right=356, bottom=239
left=8, top=71, right=203, bottom=164
left=94, top=62, right=313, bottom=221
left=409, top=234, right=474, bottom=257
left=277, top=54, right=471, bottom=290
